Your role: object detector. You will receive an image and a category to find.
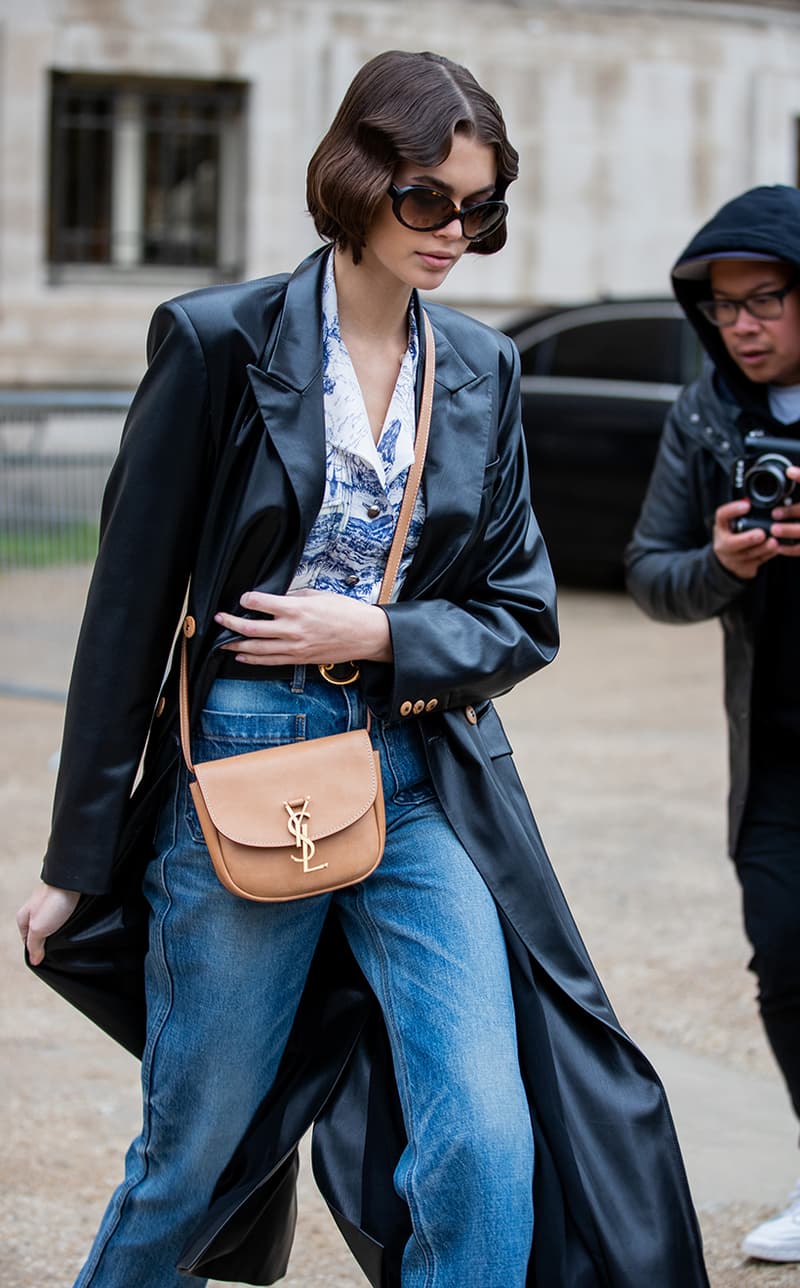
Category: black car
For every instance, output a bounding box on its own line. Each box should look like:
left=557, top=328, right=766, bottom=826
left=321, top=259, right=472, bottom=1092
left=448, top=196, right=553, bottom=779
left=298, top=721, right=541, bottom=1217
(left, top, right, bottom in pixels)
left=504, top=299, right=703, bottom=587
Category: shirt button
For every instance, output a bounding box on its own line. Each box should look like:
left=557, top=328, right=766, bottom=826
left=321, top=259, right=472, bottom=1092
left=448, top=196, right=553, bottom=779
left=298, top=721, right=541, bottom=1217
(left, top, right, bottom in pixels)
left=345, top=575, right=360, bottom=587
left=366, top=504, right=381, bottom=518
left=400, top=701, right=413, bottom=717
left=425, top=698, right=438, bottom=712
left=413, top=699, right=425, bottom=715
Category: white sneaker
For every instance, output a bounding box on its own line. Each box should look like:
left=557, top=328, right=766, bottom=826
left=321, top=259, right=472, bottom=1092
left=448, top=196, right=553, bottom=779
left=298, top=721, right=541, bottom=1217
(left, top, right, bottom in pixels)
left=742, top=1182, right=800, bottom=1262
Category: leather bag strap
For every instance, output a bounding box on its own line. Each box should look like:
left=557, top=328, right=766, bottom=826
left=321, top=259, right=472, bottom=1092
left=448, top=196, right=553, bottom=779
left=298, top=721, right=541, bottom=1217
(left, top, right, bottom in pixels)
left=377, top=310, right=435, bottom=605
left=179, top=309, right=436, bottom=775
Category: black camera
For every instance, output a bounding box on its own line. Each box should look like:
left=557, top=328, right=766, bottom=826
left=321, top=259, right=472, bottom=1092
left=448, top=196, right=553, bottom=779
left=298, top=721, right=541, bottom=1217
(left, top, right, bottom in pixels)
left=731, top=431, right=800, bottom=536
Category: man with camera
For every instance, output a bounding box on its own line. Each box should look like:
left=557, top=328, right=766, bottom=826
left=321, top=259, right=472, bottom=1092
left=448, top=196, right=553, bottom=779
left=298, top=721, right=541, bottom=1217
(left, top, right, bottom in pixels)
left=626, top=184, right=800, bottom=1263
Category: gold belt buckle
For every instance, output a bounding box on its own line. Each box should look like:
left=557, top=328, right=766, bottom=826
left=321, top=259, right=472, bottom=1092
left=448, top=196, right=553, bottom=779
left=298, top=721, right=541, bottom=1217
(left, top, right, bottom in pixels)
left=318, top=661, right=361, bottom=686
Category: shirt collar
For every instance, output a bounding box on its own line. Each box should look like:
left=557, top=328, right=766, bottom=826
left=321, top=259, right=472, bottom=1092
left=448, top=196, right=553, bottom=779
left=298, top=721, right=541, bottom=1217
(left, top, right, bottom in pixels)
left=321, top=253, right=418, bottom=488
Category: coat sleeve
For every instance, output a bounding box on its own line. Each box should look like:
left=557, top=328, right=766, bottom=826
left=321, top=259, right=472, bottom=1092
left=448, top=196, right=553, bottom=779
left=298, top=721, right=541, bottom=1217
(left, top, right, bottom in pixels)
left=624, top=402, right=747, bottom=624
left=361, top=340, right=559, bottom=720
left=41, top=302, right=214, bottom=895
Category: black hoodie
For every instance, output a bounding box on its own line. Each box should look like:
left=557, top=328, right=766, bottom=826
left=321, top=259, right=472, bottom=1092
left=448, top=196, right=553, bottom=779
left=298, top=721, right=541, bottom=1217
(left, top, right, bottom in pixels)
left=671, top=183, right=800, bottom=421
left=672, top=184, right=800, bottom=787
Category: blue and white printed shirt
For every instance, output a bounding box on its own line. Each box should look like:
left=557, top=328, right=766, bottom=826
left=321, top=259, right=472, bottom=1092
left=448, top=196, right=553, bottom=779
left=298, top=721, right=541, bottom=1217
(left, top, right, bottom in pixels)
left=288, top=254, right=425, bottom=604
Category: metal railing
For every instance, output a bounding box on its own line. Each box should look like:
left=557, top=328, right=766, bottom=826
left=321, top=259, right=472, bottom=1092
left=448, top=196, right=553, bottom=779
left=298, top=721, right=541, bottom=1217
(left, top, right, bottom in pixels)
left=0, top=391, right=130, bottom=570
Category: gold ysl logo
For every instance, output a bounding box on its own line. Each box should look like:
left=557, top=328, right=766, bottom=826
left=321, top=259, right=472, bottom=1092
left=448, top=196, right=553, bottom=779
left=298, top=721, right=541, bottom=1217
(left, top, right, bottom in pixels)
left=284, top=797, right=328, bottom=874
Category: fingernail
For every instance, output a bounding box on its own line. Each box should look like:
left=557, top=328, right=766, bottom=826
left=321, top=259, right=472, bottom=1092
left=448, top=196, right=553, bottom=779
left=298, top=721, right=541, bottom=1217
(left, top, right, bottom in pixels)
left=214, top=613, right=224, bottom=623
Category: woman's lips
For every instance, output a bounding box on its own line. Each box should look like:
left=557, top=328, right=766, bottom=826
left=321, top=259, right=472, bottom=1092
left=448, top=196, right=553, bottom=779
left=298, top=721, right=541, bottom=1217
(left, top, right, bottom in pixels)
left=417, top=251, right=455, bottom=269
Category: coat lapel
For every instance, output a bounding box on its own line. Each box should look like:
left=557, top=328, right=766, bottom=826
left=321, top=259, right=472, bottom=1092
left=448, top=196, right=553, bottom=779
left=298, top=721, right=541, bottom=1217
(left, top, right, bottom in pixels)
left=245, top=249, right=329, bottom=557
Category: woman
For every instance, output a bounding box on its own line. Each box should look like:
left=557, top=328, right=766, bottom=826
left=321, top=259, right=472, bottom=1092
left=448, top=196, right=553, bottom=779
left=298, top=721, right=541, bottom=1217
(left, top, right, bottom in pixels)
left=17, top=50, right=708, bottom=1288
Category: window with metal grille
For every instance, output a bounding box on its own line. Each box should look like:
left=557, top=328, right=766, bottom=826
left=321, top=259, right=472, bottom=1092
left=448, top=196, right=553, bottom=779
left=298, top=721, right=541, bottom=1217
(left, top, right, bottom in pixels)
left=49, top=73, right=246, bottom=275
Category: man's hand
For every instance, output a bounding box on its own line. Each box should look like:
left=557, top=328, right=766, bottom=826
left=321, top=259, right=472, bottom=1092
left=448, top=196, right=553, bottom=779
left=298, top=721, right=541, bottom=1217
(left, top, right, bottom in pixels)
left=715, top=468, right=800, bottom=578
left=16, top=882, right=81, bottom=966
left=767, top=465, right=800, bottom=554
left=713, top=499, right=778, bottom=578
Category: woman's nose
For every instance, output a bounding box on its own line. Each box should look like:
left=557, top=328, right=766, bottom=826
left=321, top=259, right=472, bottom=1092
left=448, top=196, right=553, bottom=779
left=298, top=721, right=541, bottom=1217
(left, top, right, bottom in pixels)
left=435, top=216, right=466, bottom=240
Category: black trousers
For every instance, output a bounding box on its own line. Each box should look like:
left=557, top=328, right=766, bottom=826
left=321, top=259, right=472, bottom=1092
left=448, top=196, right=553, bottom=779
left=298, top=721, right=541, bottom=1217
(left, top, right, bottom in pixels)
left=735, top=759, right=800, bottom=1124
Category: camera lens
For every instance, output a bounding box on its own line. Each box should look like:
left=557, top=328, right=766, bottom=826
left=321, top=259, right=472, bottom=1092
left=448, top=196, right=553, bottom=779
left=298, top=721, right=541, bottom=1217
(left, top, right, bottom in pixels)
left=743, top=453, right=795, bottom=507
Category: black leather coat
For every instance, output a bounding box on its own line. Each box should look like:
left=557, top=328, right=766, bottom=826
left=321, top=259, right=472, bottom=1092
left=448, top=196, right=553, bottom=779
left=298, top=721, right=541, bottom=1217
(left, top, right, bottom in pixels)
left=33, top=249, right=709, bottom=1286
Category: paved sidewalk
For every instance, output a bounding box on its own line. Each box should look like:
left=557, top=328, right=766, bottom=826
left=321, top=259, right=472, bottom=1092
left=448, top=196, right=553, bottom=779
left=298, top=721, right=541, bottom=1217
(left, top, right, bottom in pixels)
left=2, top=568, right=798, bottom=1286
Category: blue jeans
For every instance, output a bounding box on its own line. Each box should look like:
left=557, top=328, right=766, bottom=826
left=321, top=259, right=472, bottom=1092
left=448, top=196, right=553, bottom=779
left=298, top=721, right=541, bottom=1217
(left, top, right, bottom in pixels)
left=74, top=672, right=534, bottom=1288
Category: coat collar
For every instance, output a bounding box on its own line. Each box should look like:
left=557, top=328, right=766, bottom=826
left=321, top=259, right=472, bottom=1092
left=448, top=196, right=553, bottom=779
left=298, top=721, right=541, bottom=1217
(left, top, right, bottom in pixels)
left=244, top=248, right=495, bottom=599
left=249, top=245, right=479, bottom=396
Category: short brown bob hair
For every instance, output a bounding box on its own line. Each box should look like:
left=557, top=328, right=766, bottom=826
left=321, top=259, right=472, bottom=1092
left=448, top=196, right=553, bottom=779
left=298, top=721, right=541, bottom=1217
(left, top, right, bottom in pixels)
left=307, top=50, right=519, bottom=263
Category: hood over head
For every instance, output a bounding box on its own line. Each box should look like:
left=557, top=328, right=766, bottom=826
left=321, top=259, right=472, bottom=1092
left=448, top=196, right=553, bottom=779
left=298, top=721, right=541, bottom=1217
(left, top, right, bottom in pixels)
left=671, top=184, right=800, bottom=409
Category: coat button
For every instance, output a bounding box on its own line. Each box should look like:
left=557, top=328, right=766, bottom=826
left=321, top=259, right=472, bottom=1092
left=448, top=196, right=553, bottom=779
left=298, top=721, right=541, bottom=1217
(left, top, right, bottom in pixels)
left=183, top=615, right=196, bottom=638
left=155, top=696, right=166, bottom=718
left=400, top=701, right=413, bottom=717
left=465, top=705, right=477, bottom=724
left=367, top=504, right=381, bottom=518
left=413, top=699, right=425, bottom=715
left=425, top=698, right=438, bottom=712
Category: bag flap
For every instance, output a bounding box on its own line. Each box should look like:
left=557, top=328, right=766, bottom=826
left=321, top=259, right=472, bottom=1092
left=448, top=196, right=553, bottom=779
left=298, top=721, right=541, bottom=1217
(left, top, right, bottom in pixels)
left=193, top=729, right=379, bottom=846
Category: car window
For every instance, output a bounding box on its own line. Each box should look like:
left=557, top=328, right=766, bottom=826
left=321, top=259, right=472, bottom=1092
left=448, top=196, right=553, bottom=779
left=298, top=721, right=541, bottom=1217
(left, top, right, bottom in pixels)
left=546, top=317, right=685, bottom=383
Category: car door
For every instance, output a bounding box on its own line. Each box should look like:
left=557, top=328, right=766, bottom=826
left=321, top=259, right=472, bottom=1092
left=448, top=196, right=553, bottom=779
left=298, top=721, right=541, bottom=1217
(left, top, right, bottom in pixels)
left=513, top=303, right=698, bottom=585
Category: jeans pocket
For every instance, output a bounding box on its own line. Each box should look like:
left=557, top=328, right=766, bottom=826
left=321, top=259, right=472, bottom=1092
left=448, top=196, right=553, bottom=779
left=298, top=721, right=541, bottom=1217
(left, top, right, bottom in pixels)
left=185, top=708, right=306, bottom=844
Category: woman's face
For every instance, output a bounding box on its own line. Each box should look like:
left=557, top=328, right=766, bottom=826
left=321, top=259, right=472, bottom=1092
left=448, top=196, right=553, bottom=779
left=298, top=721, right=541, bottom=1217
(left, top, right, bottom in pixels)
left=360, top=131, right=499, bottom=291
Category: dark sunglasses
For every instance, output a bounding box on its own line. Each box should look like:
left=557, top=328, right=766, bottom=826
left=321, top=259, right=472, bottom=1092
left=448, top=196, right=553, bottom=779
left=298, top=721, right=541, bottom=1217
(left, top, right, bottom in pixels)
left=388, top=184, right=508, bottom=242
left=697, top=274, right=799, bottom=327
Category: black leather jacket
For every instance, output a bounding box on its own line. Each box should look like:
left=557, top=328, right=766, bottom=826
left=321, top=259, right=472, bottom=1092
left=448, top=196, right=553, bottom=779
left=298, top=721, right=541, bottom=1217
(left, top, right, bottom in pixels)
left=625, top=365, right=759, bottom=854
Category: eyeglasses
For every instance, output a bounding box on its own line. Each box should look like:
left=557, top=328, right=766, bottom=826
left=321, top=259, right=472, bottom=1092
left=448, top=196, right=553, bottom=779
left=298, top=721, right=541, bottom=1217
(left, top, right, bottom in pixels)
left=697, top=276, right=799, bottom=327
left=387, top=184, right=508, bottom=242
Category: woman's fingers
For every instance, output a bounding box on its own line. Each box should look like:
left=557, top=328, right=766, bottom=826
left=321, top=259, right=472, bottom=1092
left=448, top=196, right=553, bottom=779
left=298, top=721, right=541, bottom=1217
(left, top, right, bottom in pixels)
left=214, top=591, right=391, bottom=663
left=16, top=884, right=80, bottom=966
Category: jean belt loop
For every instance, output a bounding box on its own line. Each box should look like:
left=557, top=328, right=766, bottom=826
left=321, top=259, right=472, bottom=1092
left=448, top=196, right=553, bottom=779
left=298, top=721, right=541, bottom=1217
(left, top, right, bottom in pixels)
left=290, top=664, right=307, bottom=694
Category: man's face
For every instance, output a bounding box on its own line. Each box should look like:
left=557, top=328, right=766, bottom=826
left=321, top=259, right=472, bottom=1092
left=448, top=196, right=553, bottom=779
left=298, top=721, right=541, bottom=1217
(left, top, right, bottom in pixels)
left=708, top=259, right=800, bottom=386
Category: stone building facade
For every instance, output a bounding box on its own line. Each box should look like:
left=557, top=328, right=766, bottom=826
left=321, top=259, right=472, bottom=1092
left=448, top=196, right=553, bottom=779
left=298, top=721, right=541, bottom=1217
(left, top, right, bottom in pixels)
left=1, top=0, right=800, bottom=390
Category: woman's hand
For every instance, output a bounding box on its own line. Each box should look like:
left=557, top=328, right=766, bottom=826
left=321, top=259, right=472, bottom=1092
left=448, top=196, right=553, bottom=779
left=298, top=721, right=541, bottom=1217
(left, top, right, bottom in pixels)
left=215, top=589, right=393, bottom=666
left=16, top=883, right=81, bottom=966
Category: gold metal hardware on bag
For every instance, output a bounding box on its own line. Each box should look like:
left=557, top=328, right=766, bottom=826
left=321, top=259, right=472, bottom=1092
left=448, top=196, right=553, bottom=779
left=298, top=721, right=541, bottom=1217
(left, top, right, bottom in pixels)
left=318, top=662, right=361, bottom=686
left=284, top=797, right=328, bottom=874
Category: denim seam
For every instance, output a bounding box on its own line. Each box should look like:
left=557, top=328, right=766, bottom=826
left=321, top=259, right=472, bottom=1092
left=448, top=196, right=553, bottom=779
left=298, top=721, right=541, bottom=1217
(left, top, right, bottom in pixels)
left=77, top=786, right=180, bottom=1286
left=351, top=885, right=436, bottom=1288
left=378, top=726, right=403, bottom=800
